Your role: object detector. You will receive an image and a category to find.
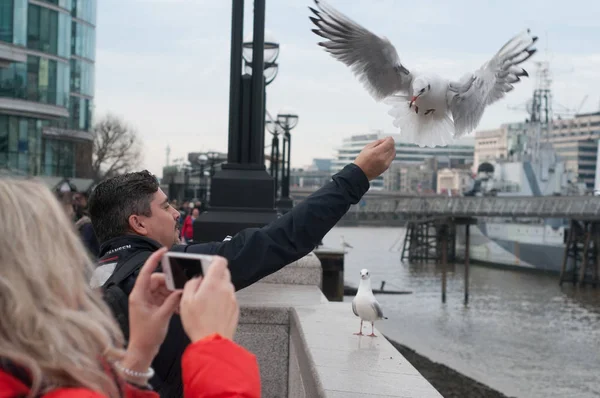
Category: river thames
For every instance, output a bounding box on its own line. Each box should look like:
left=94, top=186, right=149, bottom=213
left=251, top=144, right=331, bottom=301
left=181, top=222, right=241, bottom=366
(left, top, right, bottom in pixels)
left=323, top=226, right=600, bottom=398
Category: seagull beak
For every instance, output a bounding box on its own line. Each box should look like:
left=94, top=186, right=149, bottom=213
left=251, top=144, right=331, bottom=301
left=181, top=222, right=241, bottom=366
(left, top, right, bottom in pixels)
left=409, top=95, right=418, bottom=108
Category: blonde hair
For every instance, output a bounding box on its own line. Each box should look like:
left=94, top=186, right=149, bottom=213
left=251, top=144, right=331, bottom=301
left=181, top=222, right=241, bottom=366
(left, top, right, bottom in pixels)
left=0, top=178, right=125, bottom=397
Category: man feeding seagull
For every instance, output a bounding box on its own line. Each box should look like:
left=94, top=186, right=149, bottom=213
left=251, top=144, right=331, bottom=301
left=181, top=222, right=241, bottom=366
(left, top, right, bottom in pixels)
left=309, top=0, right=537, bottom=147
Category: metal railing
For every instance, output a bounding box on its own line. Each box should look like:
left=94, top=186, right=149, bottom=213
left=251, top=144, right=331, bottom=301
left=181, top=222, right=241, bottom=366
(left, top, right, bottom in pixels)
left=341, top=196, right=600, bottom=219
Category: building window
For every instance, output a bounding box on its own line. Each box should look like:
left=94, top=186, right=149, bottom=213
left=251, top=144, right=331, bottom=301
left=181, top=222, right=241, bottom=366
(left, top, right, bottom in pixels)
left=71, top=0, right=96, bottom=25
left=69, top=95, right=92, bottom=131
left=28, top=55, right=70, bottom=107
left=70, top=58, right=94, bottom=96
left=0, top=0, right=13, bottom=43
left=27, top=4, right=71, bottom=58
left=0, top=115, right=44, bottom=175
left=0, top=56, right=69, bottom=107
left=42, top=138, right=75, bottom=177
left=38, top=0, right=73, bottom=10
left=71, top=21, right=95, bottom=60
left=0, top=0, right=26, bottom=45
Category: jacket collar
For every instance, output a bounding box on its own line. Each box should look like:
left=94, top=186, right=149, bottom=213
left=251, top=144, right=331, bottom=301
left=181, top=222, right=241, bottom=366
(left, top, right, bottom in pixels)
left=98, top=235, right=162, bottom=258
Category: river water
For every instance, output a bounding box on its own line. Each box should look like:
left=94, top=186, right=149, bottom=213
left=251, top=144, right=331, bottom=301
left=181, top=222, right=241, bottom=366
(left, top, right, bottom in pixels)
left=322, top=226, right=600, bottom=398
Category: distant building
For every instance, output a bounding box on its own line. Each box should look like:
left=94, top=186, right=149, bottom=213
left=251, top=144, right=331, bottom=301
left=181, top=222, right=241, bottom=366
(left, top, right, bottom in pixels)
left=549, top=112, right=600, bottom=189
left=333, top=132, right=474, bottom=190
left=473, top=122, right=528, bottom=171
left=437, top=168, right=473, bottom=195
left=0, top=0, right=97, bottom=180
left=474, top=113, right=600, bottom=189
left=290, top=158, right=333, bottom=188
left=383, top=162, right=435, bottom=193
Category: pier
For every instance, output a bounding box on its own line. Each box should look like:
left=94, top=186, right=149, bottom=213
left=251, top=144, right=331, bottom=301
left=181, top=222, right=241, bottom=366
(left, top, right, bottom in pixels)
left=293, top=193, right=600, bottom=301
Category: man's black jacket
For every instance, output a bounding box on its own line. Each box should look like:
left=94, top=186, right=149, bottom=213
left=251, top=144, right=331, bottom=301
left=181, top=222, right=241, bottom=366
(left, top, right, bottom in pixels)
left=94, top=164, right=369, bottom=397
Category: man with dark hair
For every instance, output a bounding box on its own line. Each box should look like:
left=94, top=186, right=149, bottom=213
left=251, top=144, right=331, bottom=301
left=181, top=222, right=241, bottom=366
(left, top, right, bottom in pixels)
left=89, top=137, right=396, bottom=397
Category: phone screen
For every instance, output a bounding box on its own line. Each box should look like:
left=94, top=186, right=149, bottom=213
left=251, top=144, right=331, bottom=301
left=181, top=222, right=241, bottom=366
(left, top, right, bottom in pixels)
left=169, top=257, right=204, bottom=289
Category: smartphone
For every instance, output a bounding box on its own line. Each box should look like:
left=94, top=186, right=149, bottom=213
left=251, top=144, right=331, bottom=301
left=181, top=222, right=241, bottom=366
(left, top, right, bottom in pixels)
left=162, top=252, right=214, bottom=291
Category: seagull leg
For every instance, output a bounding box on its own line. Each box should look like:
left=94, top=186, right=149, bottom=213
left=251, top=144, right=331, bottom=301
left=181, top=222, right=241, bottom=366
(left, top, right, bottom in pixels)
left=414, top=106, right=419, bottom=114
left=368, top=322, right=377, bottom=337
left=353, top=320, right=364, bottom=336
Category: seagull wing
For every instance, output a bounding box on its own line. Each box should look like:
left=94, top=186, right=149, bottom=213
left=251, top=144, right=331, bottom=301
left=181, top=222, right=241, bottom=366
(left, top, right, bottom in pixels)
left=352, top=299, right=359, bottom=317
left=448, top=30, right=537, bottom=137
left=371, top=300, right=386, bottom=319
left=309, top=0, right=412, bottom=100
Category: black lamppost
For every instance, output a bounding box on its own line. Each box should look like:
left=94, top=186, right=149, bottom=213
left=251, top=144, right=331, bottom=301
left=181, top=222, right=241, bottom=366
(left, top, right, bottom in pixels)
left=275, top=109, right=298, bottom=213
left=194, top=0, right=278, bottom=243
left=265, top=118, right=282, bottom=198
left=242, top=31, right=279, bottom=86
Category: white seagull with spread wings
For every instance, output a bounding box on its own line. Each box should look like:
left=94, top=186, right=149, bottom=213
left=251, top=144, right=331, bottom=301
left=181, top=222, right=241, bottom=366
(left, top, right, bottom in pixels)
left=309, top=0, right=537, bottom=147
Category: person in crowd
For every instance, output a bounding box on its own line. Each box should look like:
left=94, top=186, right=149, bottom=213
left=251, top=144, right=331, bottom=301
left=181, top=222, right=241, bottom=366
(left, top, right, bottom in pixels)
left=180, top=207, right=199, bottom=243
left=89, top=136, right=396, bottom=396
left=0, top=178, right=260, bottom=397
left=73, top=191, right=101, bottom=257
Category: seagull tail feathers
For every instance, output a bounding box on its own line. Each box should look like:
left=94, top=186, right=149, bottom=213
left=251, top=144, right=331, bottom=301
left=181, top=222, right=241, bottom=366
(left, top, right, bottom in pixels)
left=384, top=95, right=455, bottom=147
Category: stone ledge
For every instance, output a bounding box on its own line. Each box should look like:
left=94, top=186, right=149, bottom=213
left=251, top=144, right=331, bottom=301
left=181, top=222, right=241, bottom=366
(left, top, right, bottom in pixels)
left=261, top=251, right=322, bottom=286
left=236, top=283, right=443, bottom=398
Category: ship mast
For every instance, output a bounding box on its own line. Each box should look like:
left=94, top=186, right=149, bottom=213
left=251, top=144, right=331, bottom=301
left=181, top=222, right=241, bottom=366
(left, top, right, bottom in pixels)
left=527, top=61, right=553, bottom=164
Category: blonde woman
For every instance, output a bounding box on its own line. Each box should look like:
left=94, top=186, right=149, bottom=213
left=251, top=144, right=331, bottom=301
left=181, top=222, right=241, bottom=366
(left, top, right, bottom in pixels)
left=0, top=178, right=260, bottom=397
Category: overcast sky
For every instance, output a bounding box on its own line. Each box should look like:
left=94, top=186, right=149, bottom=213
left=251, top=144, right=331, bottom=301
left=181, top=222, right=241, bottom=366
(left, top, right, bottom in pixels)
left=94, top=0, right=600, bottom=176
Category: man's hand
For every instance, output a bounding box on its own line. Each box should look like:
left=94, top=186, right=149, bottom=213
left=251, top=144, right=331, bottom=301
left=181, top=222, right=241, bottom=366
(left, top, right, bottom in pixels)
left=353, top=136, right=396, bottom=181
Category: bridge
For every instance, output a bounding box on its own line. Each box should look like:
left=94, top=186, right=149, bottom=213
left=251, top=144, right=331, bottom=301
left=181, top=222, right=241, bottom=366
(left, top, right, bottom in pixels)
left=345, top=196, right=600, bottom=220
left=291, top=188, right=600, bottom=219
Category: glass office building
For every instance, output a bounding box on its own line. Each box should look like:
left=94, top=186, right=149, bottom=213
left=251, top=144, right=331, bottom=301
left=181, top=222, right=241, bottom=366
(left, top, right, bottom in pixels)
left=0, top=0, right=96, bottom=178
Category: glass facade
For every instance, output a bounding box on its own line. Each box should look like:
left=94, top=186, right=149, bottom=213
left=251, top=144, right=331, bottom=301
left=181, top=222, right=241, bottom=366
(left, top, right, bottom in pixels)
left=71, top=21, right=95, bottom=60
left=27, top=4, right=72, bottom=58
left=70, top=57, right=94, bottom=96
left=1, top=0, right=95, bottom=178
left=39, top=0, right=73, bottom=10
left=71, top=0, right=96, bottom=25
left=0, top=115, right=45, bottom=175
left=43, top=137, right=75, bottom=177
left=69, top=95, right=92, bottom=131
left=0, top=0, right=27, bottom=45
left=0, top=56, right=69, bottom=107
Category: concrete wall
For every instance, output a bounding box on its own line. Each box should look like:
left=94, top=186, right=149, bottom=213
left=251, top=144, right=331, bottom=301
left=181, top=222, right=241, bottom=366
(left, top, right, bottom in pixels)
left=234, top=253, right=443, bottom=398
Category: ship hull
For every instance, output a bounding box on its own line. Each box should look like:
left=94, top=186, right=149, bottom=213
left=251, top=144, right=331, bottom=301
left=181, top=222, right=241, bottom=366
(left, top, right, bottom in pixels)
left=456, top=220, right=566, bottom=273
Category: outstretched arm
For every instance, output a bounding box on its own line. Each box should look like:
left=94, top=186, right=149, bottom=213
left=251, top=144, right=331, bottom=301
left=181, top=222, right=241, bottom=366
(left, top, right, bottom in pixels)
left=181, top=163, right=368, bottom=290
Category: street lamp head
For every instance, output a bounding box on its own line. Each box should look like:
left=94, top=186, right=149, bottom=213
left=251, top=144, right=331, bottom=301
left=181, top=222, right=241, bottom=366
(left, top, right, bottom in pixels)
left=198, top=154, right=208, bottom=163
left=277, top=107, right=299, bottom=130
left=242, top=30, right=280, bottom=65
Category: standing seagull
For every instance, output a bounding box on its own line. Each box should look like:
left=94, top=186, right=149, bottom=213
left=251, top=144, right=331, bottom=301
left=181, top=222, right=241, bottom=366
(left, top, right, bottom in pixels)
left=340, top=235, right=353, bottom=249
left=309, top=0, right=537, bottom=147
left=352, top=268, right=387, bottom=337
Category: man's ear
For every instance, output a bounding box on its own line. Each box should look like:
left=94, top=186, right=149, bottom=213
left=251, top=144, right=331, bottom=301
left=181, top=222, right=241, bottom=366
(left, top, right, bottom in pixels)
left=128, top=214, right=148, bottom=236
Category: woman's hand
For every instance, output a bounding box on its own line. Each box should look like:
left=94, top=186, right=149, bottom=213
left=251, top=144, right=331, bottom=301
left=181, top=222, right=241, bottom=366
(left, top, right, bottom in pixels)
left=123, top=248, right=182, bottom=372
left=180, top=256, right=239, bottom=343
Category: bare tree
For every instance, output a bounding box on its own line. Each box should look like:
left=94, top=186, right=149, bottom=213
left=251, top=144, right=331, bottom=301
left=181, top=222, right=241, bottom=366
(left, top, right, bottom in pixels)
left=92, top=114, right=143, bottom=181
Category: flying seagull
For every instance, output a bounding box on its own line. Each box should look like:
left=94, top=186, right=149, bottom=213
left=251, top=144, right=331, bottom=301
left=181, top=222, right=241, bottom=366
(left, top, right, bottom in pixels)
left=352, top=268, right=387, bottom=337
left=309, top=0, right=537, bottom=147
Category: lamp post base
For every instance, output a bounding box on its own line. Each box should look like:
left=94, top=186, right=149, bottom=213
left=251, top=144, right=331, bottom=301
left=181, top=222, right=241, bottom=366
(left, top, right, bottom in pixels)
left=276, top=197, right=294, bottom=215
left=193, top=164, right=277, bottom=243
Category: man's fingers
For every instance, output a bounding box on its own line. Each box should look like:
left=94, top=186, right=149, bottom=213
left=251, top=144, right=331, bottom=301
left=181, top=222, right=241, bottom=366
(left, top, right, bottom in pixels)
left=133, top=247, right=167, bottom=293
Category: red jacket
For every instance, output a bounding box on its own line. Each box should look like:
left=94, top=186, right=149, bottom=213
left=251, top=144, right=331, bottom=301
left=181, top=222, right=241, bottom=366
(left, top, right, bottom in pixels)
left=181, top=215, right=194, bottom=240
left=0, top=334, right=260, bottom=398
